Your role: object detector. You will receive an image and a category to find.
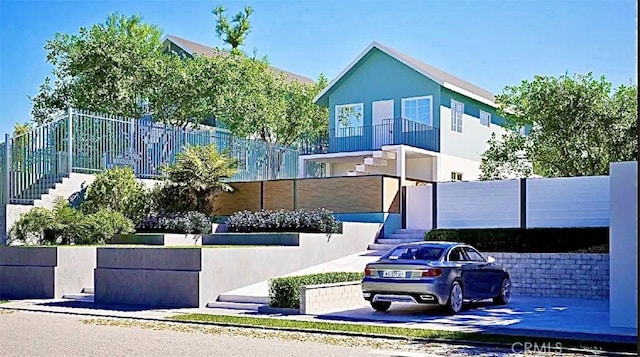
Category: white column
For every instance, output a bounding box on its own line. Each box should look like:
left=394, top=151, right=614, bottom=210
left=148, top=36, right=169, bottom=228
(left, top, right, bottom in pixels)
left=325, top=162, right=332, bottom=177
left=396, top=146, right=406, bottom=186
left=609, top=161, right=638, bottom=328
left=297, top=157, right=306, bottom=178
left=431, top=155, right=439, bottom=182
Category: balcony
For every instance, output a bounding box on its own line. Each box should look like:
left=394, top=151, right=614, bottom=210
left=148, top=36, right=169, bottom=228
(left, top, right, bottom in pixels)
left=299, top=118, right=440, bottom=155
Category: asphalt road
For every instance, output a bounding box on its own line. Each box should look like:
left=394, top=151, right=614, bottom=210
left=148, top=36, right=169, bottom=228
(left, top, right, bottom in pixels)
left=0, top=310, right=584, bottom=357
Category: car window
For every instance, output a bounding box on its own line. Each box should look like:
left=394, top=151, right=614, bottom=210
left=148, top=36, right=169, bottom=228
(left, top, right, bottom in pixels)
left=385, top=246, right=444, bottom=260
left=463, top=247, right=486, bottom=262
left=448, top=247, right=468, bottom=262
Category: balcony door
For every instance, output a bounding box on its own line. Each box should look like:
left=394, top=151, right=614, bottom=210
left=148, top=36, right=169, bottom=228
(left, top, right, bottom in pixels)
left=372, top=100, right=394, bottom=148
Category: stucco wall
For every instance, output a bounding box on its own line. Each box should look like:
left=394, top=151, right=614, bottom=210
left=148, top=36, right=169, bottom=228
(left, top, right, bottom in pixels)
left=487, top=252, right=609, bottom=299
left=0, top=247, right=95, bottom=299
left=94, top=222, right=381, bottom=307
left=609, top=161, right=637, bottom=328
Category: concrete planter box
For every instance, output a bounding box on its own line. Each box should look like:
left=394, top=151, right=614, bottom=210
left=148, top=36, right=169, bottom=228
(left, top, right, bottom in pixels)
left=203, top=233, right=302, bottom=246
left=110, top=234, right=203, bottom=246
left=0, top=246, right=96, bottom=299
left=486, top=252, right=609, bottom=299
left=94, top=222, right=381, bottom=308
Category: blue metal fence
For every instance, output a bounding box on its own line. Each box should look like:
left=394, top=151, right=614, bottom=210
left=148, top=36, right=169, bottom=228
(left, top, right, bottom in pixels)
left=0, top=109, right=300, bottom=205
left=299, top=118, right=440, bottom=155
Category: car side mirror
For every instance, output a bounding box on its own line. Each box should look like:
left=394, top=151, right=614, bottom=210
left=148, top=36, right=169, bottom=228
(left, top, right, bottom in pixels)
left=487, top=256, right=496, bottom=264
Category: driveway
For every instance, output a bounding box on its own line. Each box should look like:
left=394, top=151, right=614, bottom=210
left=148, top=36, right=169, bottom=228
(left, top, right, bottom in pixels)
left=315, top=296, right=637, bottom=344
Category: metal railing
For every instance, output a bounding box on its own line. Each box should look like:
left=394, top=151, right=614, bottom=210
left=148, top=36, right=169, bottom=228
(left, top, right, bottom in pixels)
left=299, top=118, right=440, bottom=155
left=1, top=109, right=300, bottom=205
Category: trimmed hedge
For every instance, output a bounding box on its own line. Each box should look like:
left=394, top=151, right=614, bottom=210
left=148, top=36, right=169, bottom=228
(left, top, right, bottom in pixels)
left=424, top=227, right=609, bottom=253
left=269, top=272, right=364, bottom=309
left=226, top=208, right=340, bottom=233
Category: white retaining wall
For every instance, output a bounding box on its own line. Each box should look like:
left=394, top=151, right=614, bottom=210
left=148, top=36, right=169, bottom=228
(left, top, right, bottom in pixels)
left=300, top=281, right=362, bottom=315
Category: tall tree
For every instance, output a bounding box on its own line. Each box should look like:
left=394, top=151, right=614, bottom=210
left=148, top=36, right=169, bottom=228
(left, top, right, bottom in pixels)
left=212, top=5, right=253, bottom=51
left=31, top=13, right=165, bottom=124
left=480, top=73, right=637, bottom=179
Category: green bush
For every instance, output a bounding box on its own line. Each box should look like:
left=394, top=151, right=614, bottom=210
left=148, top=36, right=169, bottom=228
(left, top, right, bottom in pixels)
left=226, top=208, right=340, bottom=233
left=424, top=227, right=609, bottom=253
left=268, top=272, right=364, bottom=309
left=81, top=166, right=150, bottom=223
left=9, top=199, right=134, bottom=245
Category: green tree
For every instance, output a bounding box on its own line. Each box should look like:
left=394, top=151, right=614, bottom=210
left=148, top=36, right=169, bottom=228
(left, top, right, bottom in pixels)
left=31, top=13, right=165, bottom=124
left=480, top=73, right=637, bottom=179
left=156, top=144, right=238, bottom=216
left=212, top=5, right=254, bottom=51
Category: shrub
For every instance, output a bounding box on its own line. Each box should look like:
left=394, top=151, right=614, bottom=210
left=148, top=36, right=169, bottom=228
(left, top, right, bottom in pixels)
left=80, top=167, right=150, bottom=223
left=158, top=144, right=238, bottom=215
left=269, top=272, right=364, bottom=309
left=424, top=227, right=609, bottom=253
left=136, top=211, right=211, bottom=234
left=226, top=208, right=340, bottom=233
left=9, top=199, right=134, bottom=245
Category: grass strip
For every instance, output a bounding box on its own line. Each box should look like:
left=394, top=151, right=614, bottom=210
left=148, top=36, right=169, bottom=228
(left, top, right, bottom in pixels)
left=169, top=313, right=635, bottom=353
left=0, top=300, right=8, bottom=304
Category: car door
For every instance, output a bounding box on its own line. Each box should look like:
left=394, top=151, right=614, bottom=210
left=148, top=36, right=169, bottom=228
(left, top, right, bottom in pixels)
left=463, top=247, right=503, bottom=298
left=448, top=247, right=481, bottom=298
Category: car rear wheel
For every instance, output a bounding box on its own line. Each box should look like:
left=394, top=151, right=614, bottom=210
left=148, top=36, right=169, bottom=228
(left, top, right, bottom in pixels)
left=444, top=281, right=463, bottom=314
left=370, top=301, right=391, bottom=312
left=493, top=277, right=511, bottom=305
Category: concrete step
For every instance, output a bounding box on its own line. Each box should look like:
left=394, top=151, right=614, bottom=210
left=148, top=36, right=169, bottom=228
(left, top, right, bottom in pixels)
left=82, top=287, right=94, bottom=294
left=395, top=229, right=429, bottom=234
left=363, top=157, right=387, bottom=167
left=387, top=233, right=424, bottom=239
left=206, top=301, right=265, bottom=311
left=377, top=238, right=423, bottom=244
left=355, top=164, right=377, bottom=172
left=217, top=294, right=268, bottom=305
left=347, top=171, right=370, bottom=176
left=62, top=293, right=94, bottom=302
left=367, top=243, right=397, bottom=251
left=373, top=151, right=396, bottom=160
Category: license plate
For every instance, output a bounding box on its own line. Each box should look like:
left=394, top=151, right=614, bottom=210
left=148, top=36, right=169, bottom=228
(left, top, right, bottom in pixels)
left=382, top=270, right=406, bottom=278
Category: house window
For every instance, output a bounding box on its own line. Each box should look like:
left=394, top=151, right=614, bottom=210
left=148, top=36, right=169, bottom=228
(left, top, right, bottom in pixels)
left=401, top=96, right=432, bottom=130
left=480, top=110, right=491, bottom=127
left=335, top=103, right=364, bottom=137
left=451, top=100, right=464, bottom=133
left=451, top=172, right=463, bottom=181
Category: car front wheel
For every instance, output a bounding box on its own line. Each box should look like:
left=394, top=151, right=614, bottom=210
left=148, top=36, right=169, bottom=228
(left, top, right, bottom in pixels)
left=370, top=301, right=391, bottom=312
left=493, top=277, right=511, bottom=305
left=444, top=281, right=463, bottom=314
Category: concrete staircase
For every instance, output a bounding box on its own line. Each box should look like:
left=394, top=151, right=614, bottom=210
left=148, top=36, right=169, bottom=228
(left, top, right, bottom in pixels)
left=367, top=228, right=427, bottom=252
left=347, top=150, right=396, bottom=176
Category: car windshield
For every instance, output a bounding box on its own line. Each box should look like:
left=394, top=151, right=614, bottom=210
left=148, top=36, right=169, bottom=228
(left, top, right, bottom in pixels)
left=384, top=246, right=445, bottom=261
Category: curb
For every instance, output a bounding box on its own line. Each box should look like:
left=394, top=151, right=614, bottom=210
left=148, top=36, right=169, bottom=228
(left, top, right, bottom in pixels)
left=0, top=305, right=636, bottom=356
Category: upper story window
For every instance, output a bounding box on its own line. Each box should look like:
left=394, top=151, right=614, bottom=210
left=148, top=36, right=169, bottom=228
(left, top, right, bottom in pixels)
left=451, top=100, right=464, bottom=133
left=335, top=103, right=364, bottom=137
left=480, top=110, right=491, bottom=127
left=401, top=96, right=433, bottom=129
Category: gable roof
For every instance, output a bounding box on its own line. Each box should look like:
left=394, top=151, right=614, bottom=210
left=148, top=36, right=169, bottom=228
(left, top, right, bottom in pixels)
left=314, top=41, right=497, bottom=107
left=163, top=34, right=315, bottom=85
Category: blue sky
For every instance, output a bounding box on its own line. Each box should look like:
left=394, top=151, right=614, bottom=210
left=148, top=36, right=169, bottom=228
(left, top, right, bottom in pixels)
left=0, top=0, right=636, bottom=136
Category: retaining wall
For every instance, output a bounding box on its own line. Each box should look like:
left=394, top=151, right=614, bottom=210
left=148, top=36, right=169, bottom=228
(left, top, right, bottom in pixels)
left=300, top=281, right=363, bottom=315
left=487, top=252, right=609, bottom=299
left=94, top=222, right=381, bottom=308
left=0, top=247, right=95, bottom=299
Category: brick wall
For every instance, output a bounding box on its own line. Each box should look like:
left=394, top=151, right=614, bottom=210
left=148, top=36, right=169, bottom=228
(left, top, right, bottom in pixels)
left=299, top=281, right=363, bottom=315
left=487, top=252, right=609, bottom=299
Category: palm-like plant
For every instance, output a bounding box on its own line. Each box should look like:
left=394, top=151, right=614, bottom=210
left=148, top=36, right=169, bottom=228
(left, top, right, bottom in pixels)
left=160, top=144, right=238, bottom=216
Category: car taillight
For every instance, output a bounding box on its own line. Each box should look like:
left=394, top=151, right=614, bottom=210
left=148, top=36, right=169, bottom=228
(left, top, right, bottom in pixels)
left=364, top=268, right=371, bottom=276
left=421, top=268, right=442, bottom=277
